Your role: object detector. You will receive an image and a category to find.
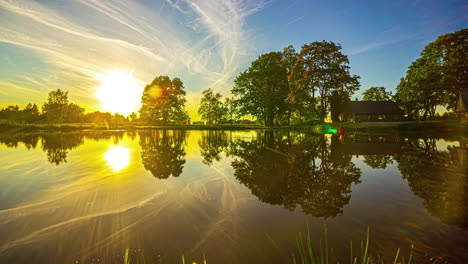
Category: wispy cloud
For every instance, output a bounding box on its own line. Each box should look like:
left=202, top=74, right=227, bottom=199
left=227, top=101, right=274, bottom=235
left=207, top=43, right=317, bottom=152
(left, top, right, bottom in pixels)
left=287, top=15, right=304, bottom=25
left=0, top=0, right=266, bottom=116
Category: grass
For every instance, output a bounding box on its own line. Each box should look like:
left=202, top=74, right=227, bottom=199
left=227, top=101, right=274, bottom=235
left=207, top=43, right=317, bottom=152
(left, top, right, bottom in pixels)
left=118, top=225, right=449, bottom=264
left=292, top=225, right=413, bottom=264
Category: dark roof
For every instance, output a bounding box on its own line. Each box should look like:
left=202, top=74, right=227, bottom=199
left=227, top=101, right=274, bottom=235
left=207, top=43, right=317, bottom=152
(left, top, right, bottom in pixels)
left=455, top=89, right=468, bottom=113
left=349, top=101, right=404, bottom=114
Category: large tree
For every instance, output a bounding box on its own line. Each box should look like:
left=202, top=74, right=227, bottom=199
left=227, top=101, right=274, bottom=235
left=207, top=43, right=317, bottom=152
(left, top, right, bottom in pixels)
left=394, top=29, right=467, bottom=119
left=139, top=76, right=188, bottom=125
left=42, top=89, right=69, bottom=123
left=362, top=86, right=392, bottom=101
left=232, top=52, right=289, bottom=126
left=291, top=41, right=360, bottom=121
left=198, top=88, right=224, bottom=125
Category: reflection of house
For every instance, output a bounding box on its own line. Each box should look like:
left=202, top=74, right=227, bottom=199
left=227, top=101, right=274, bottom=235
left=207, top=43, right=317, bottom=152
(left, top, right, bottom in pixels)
left=339, top=101, right=404, bottom=122
left=455, top=89, right=468, bottom=118
left=331, top=134, right=403, bottom=155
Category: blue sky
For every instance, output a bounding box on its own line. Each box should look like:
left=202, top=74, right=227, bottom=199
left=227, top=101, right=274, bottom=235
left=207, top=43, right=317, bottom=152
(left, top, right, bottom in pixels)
left=0, top=0, right=466, bottom=118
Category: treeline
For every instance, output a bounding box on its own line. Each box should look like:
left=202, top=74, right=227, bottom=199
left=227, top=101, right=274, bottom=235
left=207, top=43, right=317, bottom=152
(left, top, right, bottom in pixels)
left=2, top=29, right=465, bottom=126
left=198, top=41, right=360, bottom=126
left=1, top=89, right=137, bottom=124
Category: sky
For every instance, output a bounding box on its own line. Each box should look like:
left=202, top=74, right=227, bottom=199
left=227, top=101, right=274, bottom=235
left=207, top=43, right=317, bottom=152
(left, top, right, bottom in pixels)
left=0, top=0, right=466, bottom=120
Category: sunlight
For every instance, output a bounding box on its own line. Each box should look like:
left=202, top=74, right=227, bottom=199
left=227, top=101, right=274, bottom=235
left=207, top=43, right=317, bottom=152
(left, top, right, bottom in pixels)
left=104, top=145, right=130, bottom=172
left=96, top=71, right=143, bottom=115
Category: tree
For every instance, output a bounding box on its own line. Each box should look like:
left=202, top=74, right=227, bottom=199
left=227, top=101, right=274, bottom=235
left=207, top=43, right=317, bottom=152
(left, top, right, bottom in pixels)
left=198, top=88, right=224, bottom=125
left=394, top=29, right=467, bottom=119
left=223, top=97, right=237, bottom=124
left=362, top=86, right=392, bottom=101
left=42, top=89, right=69, bottom=123
left=63, top=103, right=85, bottom=123
left=232, top=52, right=289, bottom=126
left=330, top=90, right=351, bottom=122
left=139, top=76, right=188, bottom=125
left=291, top=41, right=360, bottom=121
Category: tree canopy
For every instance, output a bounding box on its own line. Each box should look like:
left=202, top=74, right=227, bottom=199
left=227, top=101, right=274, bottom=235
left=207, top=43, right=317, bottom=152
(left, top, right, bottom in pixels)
left=291, top=41, right=360, bottom=121
left=362, top=86, right=392, bottom=101
left=232, top=52, right=289, bottom=126
left=198, top=88, right=224, bottom=125
left=140, top=76, right=188, bottom=125
left=394, top=28, right=467, bottom=120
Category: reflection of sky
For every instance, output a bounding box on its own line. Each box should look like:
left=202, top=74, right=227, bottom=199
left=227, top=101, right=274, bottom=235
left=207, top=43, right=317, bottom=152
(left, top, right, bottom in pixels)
left=0, top=1, right=466, bottom=119
left=0, top=131, right=466, bottom=262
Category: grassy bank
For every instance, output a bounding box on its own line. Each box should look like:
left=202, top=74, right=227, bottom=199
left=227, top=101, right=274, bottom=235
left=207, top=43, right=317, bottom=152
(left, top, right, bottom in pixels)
left=323, top=120, right=468, bottom=136
left=0, top=120, right=466, bottom=135
left=0, top=122, right=269, bottom=133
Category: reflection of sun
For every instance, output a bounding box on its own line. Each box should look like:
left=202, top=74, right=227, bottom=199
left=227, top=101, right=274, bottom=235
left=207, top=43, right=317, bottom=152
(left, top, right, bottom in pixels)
left=96, top=70, right=143, bottom=115
left=104, top=145, right=130, bottom=172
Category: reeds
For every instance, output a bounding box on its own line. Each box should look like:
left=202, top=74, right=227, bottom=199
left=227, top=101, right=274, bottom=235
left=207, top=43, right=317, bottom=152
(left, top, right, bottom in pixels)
left=292, top=224, right=414, bottom=264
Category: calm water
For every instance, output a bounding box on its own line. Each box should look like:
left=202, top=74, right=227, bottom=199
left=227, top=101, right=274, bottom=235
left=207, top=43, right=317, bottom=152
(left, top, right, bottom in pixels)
left=0, top=130, right=466, bottom=263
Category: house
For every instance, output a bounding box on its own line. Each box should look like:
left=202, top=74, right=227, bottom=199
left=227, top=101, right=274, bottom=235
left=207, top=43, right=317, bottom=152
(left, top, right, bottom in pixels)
left=339, top=100, right=405, bottom=122
left=455, top=89, right=468, bottom=119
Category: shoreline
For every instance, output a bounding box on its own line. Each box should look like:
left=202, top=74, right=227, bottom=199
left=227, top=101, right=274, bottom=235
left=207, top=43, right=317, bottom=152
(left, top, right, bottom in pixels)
left=0, top=120, right=466, bottom=135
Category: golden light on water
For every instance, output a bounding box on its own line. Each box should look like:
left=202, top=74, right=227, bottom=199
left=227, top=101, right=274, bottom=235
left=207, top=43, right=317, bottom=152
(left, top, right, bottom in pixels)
left=96, top=71, right=143, bottom=115
left=104, top=145, right=131, bottom=172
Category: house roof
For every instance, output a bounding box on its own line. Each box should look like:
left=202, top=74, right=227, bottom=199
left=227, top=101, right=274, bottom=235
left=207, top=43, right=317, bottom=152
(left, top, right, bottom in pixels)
left=455, top=89, right=468, bottom=113
left=349, top=101, right=404, bottom=115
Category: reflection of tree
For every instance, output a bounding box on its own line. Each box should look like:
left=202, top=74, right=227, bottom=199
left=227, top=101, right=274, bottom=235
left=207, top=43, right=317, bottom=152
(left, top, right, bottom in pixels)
left=394, top=138, right=468, bottom=228
left=198, top=131, right=230, bottom=165
left=140, top=130, right=187, bottom=179
left=229, top=131, right=361, bottom=218
left=363, top=155, right=393, bottom=169
left=41, top=134, right=84, bottom=165
left=0, top=132, right=124, bottom=165
left=0, top=134, right=40, bottom=149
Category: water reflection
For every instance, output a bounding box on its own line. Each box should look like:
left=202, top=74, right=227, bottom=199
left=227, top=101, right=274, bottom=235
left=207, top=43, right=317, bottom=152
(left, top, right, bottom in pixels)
left=0, top=130, right=466, bottom=224
left=104, top=145, right=130, bottom=171
left=0, top=130, right=467, bottom=263
left=139, top=130, right=187, bottom=179
left=394, top=137, right=468, bottom=228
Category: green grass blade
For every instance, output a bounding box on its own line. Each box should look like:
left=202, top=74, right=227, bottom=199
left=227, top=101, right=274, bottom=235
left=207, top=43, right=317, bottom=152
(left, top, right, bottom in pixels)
left=307, top=223, right=317, bottom=264
left=124, top=248, right=130, bottom=264
left=393, top=248, right=400, bottom=264
left=408, top=244, right=414, bottom=264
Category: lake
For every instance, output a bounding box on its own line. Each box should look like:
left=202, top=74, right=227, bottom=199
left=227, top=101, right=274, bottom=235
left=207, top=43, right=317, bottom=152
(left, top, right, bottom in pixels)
left=0, top=130, right=466, bottom=263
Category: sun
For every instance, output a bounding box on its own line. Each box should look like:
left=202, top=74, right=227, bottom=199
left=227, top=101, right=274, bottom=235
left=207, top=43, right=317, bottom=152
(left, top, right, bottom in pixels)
left=96, top=71, right=143, bottom=115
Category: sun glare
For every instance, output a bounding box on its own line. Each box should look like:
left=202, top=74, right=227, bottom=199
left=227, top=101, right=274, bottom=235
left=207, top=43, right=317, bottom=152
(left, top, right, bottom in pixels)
left=96, top=71, right=143, bottom=115
left=104, top=145, right=131, bottom=172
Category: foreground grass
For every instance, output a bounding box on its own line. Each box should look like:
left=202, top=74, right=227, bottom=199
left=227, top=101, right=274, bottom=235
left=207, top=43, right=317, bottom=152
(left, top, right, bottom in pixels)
left=119, top=226, right=449, bottom=264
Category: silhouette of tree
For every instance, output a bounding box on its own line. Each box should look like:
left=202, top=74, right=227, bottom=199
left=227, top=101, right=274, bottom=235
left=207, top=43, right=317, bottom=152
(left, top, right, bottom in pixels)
left=139, top=76, right=188, bottom=125
left=42, top=89, right=70, bottom=123
left=140, top=130, right=187, bottom=179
